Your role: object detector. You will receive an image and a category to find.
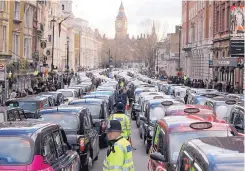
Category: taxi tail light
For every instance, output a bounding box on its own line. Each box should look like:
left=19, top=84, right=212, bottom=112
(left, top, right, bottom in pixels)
left=79, top=138, right=85, bottom=151
left=40, top=103, right=43, bottom=109
left=101, top=120, right=106, bottom=132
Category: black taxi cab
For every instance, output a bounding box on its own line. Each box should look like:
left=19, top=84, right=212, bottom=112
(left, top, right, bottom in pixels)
left=229, top=102, right=244, bottom=134
left=68, top=98, right=109, bottom=148
left=148, top=115, right=239, bottom=171
left=176, top=136, right=244, bottom=171
left=0, top=121, right=81, bottom=171
left=39, top=106, right=99, bottom=171
left=0, top=106, right=27, bottom=122
left=6, top=95, right=51, bottom=118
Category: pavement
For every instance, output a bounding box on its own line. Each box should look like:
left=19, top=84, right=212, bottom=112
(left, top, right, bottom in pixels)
left=91, top=119, right=149, bottom=171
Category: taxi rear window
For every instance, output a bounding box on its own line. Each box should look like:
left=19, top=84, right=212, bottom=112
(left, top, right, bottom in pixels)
left=40, top=114, right=79, bottom=130
left=0, top=137, right=32, bottom=165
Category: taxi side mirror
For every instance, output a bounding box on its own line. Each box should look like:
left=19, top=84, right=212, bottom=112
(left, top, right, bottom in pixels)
left=150, top=152, right=166, bottom=162
left=140, top=116, right=147, bottom=122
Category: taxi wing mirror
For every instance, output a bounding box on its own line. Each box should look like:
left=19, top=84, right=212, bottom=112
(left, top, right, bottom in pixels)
left=64, top=98, right=69, bottom=102
left=150, top=152, right=166, bottom=162
left=140, top=116, right=147, bottom=122
left=234, top=124, right=244, bottom=131
left=133, top=104, right=140, bottom=112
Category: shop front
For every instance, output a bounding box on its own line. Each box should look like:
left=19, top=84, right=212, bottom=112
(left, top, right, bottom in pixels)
left=210, top=57, right=243, bottom=86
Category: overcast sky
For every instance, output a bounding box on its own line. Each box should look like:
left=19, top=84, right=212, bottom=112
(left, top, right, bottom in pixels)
left=72, top=0, right=181, bottom=39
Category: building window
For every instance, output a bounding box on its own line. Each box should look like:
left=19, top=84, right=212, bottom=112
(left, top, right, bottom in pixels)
left=62, top=4, right=64, bottom=10
left=24, top=5, right=33, bottom=28
left=12, top=34, right=20, bottom=60
left=48, top=35, right=52, bottom=42
left=2, top=25, right=7, bottom=53
left=227, top=6, right=230, bottom=30
left=222, top=8, right=225, bottom=31
left=24, top=37, right=31, bottom=59
left=216, top=11, right=219, bottom=33
left=14, top=1, right=20, bottom=20
left=0, top=1, right=5, bottom=11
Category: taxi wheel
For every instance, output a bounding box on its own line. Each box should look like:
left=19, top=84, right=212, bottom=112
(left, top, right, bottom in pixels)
left=82, top=151, right=92, bottom=171
left=94, top=154, right=98, bottom=161
left=145, top=144, right=150, bottom=154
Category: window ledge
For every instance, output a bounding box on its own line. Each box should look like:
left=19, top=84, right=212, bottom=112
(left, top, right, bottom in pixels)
left=13, top=19, right=22, bottom=24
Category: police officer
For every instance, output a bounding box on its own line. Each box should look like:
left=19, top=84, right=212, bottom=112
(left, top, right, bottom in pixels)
left=110, top=102, right=131, bottom=140
left=103, top=120, right=134, bottom=171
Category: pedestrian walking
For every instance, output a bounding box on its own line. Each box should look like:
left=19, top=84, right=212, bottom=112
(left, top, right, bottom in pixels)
left=103, top=120, right=134, bottom=171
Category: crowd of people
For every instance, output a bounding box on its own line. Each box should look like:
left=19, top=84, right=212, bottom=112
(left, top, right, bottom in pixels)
left=167, top=75, right=243, bottom=94
left=9, top=72, right=76, bottom=99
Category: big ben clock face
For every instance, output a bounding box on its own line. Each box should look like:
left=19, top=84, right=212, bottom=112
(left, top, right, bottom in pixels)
left=117, top=22, right=122, bottom=28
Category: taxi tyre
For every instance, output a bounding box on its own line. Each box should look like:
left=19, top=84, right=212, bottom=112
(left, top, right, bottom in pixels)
left=131, top=110, right=136, bottom=120
left=145, top=143, right=150, bottom=154
left=82, top=148, right=93, bottom=171
left=136, top=118, right=140, bottom=128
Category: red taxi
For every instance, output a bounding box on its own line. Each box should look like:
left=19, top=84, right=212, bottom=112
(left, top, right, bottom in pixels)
left=165, top=104, right=226, bottom=123
left=148, top=115, right=239, bottom=171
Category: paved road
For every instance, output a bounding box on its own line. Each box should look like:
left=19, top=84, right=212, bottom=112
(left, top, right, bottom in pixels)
left=92, top=119, right=149, bottom=171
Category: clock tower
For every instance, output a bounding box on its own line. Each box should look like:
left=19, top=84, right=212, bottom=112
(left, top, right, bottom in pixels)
left=115, top=1, right=127, bottom=39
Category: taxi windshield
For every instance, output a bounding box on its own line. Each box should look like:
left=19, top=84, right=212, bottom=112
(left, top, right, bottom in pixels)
left=215, top=102, right=234, bottom=120
left=150, top=106, right=165, bottom=121
left=0, top=137, right=32, bottom=165
left=59, top=91, right=73, bottom=97
left=80, top=105, right=101, bottom=119
left=194, top=97, right=206, bottom=105
left=41, top=114, right=79, bottom=130
left=18, top=102, right=37, bottom=113
left=169, top=130, right=233, bottom=164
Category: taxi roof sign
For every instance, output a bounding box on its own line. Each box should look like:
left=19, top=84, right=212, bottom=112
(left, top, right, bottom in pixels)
left=184, top=108, right=200, bottom=114
left=190, top=122, right=212, bottom=130
left=161, top=101, right=174, bottom=106
left=225, top=100, right=237, bottom=105
left=202, top=94, right=218, bottom=98
left=153, top=96, right=164, bottom=99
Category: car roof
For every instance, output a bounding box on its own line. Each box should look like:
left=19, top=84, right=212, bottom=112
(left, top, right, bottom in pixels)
left=69, top=98, right=103, bottom=105
left=160, top=115, right=230, bottom=133
left=148, top=98, right=181, bottom=104
left=39, top=106, right=85, bottom=114
left=84, top=94, right=110, bottom=98
left=207, top=97, right=241, bottom=104
left=188, top=137, right=244, bottom=168
left=57, top=89, right=76, bottom=92
left=10, top=96, right=47, bottom=102
left=0, top=121, right=57, bottom=136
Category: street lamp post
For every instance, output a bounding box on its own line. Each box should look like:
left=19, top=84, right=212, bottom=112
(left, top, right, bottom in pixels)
left=51, top=17, right=56, bottom=71
left=66, top=37, right=69, bottom=74
left=178, top=26, right=182, bottom=73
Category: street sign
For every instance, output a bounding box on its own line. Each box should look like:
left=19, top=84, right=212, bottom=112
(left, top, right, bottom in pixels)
left=0, top=64, right=4, bottom=70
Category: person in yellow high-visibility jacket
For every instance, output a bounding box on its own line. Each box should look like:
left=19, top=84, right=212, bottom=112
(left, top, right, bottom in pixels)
left=109, top=102, right=131, bottom=140
left=103, top=120, right=134, bottom=171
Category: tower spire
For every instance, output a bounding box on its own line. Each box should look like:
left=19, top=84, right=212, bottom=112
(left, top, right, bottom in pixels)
left=152, top=21, right=156, bottom=33
left=120, top=1, right=124, bottom=9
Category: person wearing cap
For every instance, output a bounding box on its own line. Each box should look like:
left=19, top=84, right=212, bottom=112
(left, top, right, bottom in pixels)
left=109, top=102, right=131, bottom=140
left=103, top=120, right=134, bottom=171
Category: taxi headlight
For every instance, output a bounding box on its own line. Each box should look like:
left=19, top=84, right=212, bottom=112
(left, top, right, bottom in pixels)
left=149, top=130, right=154, bottom=137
